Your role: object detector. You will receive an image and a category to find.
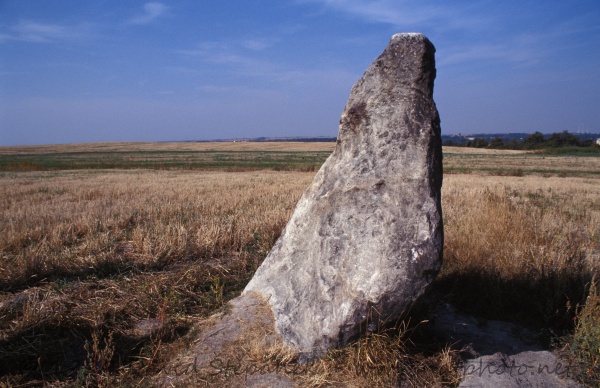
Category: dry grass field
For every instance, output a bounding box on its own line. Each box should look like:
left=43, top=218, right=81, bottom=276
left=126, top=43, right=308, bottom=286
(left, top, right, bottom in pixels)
left=0, top=143, right=599, bottom=386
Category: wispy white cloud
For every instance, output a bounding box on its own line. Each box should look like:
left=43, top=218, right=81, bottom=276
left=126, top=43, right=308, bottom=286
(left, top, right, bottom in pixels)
left=177, top=44, right=246, bottom=66
left=175, top=38, right=357, bottom=96
left=176, top=23, right=294, bottom=71
left=241, top=37, right=279, bottom=51
left=165, top=66, right=204, bottom=76
left=318, top=0, right=442, bottom=26
left=127, top=2, right=168, bottom=25
left=439, top=43, right=535, bottom=68
left=301, top=0, right=492, bottom=31
left=178, top=36, right=280, bottom=63
left=0, top=20, right=89, bottom=43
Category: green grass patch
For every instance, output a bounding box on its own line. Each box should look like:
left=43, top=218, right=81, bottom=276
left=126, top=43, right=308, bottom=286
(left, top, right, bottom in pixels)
left=566, top=278, right=600, bottom=385
left=537, top=147, right=600, bottom=156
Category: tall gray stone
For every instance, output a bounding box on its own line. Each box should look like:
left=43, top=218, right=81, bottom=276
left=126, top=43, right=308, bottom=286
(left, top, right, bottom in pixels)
left=243, top=33, right=443, bottom=359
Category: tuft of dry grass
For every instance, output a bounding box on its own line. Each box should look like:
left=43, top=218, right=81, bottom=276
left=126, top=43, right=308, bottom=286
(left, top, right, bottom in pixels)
left=294, top=324, right=463, bottom=388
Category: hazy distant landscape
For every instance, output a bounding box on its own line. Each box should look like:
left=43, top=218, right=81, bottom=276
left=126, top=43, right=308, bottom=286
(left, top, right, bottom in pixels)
left=3, top=139, right=600, bottom=176
left=0, top=142, right=598, bottom=386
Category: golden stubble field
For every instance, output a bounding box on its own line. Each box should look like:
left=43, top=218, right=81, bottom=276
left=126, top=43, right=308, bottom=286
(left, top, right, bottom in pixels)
left=0, top=143, right=599, bottom=386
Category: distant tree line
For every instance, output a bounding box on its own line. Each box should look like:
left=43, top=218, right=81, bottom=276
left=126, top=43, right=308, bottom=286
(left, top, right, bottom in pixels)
left=443, top=131, right=600, bottom=151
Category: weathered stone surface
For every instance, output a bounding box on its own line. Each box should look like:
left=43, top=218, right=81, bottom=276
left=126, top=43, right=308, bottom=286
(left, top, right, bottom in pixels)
left=158, top=292, right=283, bottom=386
left=460, top=351, right=581, bottom=388
left=236, top=373, right=295, bottom=388
left=243, top=33, right=443, bottom=358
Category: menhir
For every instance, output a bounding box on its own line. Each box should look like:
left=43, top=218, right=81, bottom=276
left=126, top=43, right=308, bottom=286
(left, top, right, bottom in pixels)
left=244, top=32, right=443, bottom=359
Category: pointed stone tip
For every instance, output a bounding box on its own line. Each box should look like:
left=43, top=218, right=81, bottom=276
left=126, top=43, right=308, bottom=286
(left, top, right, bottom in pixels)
left=391, top=32, right=428, bottom=41
left=389, top=32, right=435, bottom=55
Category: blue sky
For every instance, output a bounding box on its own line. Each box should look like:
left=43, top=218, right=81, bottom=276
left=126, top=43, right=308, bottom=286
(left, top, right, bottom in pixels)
left=1, top=1, right=599, bottom=146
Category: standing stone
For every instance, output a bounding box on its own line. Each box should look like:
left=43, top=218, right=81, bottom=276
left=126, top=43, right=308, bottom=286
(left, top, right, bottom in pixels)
left=243, top=33, right=443, bottom=359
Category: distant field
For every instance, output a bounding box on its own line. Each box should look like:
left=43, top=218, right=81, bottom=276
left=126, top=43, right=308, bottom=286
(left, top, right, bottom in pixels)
left=0, top=142, right=336, bottom=172
left=443, top=146, right=600, bottom=177
left=1, top=142, right=599, bottom=177
left=0, top=141, right=338, bottom=154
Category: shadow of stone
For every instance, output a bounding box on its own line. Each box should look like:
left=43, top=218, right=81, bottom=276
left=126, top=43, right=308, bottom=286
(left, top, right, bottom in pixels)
left=427, top=302, right=544, bottom=359
left=0, top=319, right=191, bottom=382
left=428, top=266, right=592, bottom=339
left=0, top=256, right=139, bottom=293
left=409, top=266, right=592, bottom=387
left=0, top=325, right=88, bottom=379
